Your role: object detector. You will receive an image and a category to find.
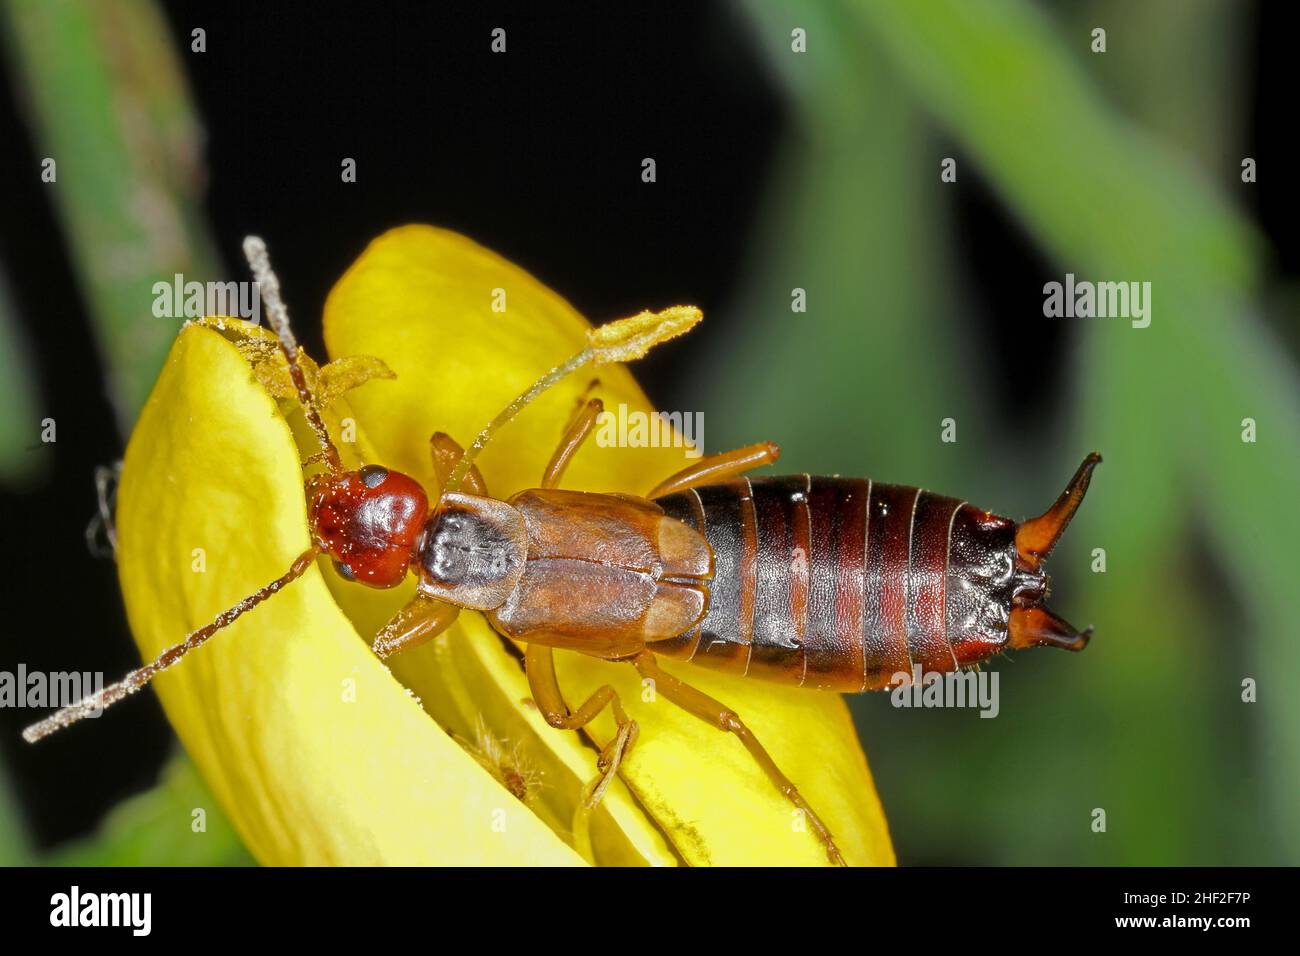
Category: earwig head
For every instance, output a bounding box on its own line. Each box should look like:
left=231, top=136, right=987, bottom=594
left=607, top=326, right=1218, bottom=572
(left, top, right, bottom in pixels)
left=416, top=492, right=528, bottom=611
left=307, top=465, right=430, bottom=587
left=946, top=454, right=1100, bottom=666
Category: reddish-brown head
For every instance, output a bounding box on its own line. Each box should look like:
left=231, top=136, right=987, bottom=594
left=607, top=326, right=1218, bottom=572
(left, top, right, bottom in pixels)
left=307, top=464, right=430, bottom=587
left=947, top=454, right=1101, bottom=666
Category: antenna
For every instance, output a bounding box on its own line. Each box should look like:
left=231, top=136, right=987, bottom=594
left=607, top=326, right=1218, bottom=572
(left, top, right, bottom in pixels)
left=444, top=305, right=702, bottom=493
left=23, top=547, right=320, bottom=742
left=25, top=237, right=344, bottom=743
left=243, top=236, right=343, bottom=473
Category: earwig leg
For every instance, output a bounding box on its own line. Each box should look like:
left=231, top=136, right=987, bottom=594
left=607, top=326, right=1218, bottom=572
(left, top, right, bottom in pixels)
left=572, top=377, right=601, bottom=409
left=647, top=441, right=781, bottom=499
left=572, top=717, right=634, bottom=863
left=372, top=593, right=460, bottom=659
left=631, top=653, right=847, bottom=866
left=525, top=645, right=637, bottom=742
left=541, top=398, right=604, bottom=489
left=84, top=461, right=123, bottom=560
left=441, top=306, right=699, bottom=494
left=524, top=644, right=639, bottom=858
left=430, top=432, right=488, bottom=497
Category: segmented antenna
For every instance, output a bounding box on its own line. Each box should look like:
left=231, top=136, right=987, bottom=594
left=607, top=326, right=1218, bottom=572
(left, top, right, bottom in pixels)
left=242, top=236, right=343, bottom=473
left=444, top=305, right=702, bottom=494
left=444, top=351, right=590, bottom=493
left=22, top=547, right=319, bottom=743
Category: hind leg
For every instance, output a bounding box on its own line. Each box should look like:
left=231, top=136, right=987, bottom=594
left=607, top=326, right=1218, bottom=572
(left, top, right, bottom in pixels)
left=631, top=652, right=845, bottom=865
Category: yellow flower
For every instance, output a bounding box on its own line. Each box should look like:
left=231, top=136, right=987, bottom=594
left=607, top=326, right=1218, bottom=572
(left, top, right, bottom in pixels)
left=115, top=225, right=895, bottom=865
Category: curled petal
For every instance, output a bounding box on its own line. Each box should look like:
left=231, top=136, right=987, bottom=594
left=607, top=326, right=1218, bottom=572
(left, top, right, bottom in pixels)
left=116, top=321, right=583, bottom=865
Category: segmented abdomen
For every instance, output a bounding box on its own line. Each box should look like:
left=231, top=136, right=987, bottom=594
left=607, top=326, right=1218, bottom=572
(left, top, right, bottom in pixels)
left=654, top=476, right=972, bottom=691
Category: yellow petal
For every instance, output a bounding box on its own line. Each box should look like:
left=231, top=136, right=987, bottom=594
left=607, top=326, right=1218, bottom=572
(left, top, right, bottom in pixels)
left=324, top=224, right=686, bottom=498
left=115, top=319, right=583, bottom=865
left=323, top=225, right=894, bottom=865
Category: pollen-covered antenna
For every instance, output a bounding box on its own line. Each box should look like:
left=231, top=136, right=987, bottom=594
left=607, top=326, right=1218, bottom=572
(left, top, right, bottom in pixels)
left=444, top=305, right=702, bottom=494
left=243, top=236, right=343, bottom=474
left=22, top=546, right=320, bottom=743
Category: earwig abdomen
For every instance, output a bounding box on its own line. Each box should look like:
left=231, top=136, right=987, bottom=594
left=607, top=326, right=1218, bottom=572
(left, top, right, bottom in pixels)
left=654, top=476, right=1021, bottom=692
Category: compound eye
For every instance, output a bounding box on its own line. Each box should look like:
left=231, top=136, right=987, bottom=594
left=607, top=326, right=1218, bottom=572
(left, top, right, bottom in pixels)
left=333, top=559, right=356, bottom=582
left=359, top=464, right=389, bottom=489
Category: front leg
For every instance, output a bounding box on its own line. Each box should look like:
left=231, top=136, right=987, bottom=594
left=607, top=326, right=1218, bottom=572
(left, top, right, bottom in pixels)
left=372, top=592, right=460, bottom=659
left=541, top=397, right=603, bottom=489
left=430, top=431, right=488, bottom=496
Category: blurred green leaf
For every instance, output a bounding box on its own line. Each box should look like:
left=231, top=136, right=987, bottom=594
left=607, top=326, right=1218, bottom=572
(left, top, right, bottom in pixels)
left=0, top=266, right=47, bottom=486
left=693, top=2, right=982, bottom=488
left=47, top=754, right=253, bottom=866
left=727, top=0, right=1296, bottom=863
left=0, top=0, right=223, bottom=427
left=850, top=0, right=1297, bottom=860
left=0, top=762, right=32, bottom=865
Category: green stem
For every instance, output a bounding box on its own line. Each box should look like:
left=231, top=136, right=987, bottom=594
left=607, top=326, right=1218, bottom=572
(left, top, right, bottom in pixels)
left=1, top=0, right=223, bottom=428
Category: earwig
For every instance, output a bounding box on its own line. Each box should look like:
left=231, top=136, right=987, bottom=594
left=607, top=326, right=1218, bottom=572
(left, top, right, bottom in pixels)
left=24, top=238, right=1099, bottom=867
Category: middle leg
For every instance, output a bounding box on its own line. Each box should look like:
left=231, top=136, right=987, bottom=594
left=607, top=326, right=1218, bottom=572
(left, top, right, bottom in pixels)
left=524, top=644, right=639, bottom=856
